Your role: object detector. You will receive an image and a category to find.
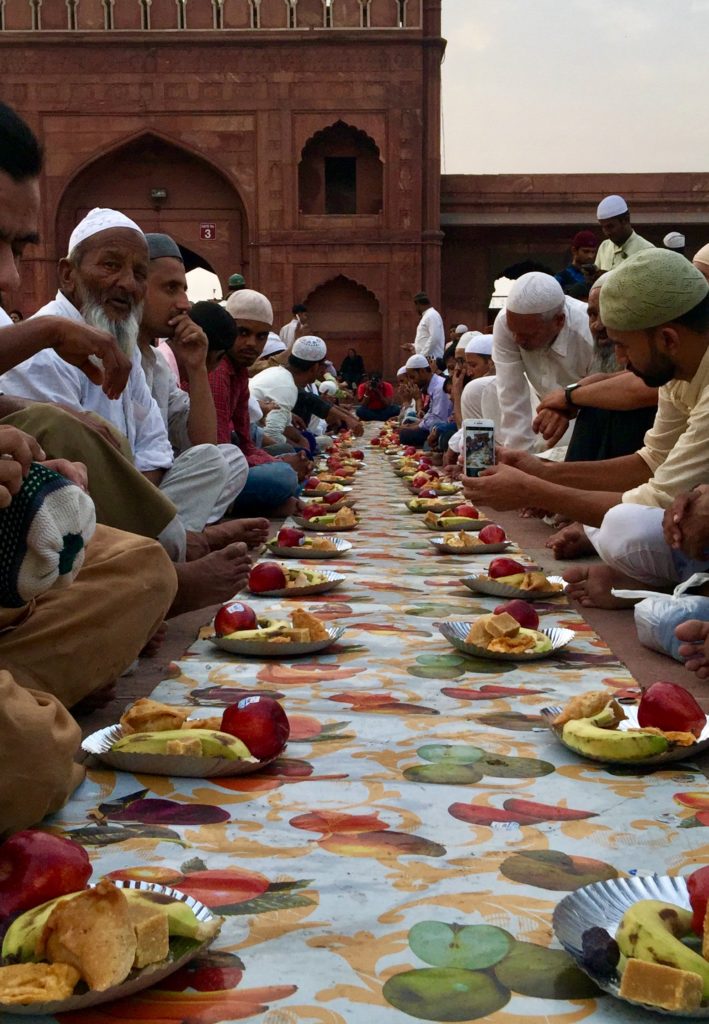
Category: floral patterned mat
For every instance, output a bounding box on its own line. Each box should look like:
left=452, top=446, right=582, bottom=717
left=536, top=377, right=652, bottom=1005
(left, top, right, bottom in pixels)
left=21, top=448, right=709, bottom=1024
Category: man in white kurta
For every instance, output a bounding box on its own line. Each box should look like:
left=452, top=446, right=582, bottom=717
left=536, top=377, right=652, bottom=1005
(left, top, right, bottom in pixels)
left=411, top=292, right=445, bottom=360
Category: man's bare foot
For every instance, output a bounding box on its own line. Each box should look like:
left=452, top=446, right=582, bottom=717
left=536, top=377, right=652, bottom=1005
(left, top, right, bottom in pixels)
left=205, top=517, right=270, bottom=551
left=546, top=523, right=596, bottom=560
left=676, top=619, right=709, bottom=678
left=170, top=542, right=251, bottom=616
left=140, top=621, right=168, bottom=658
left=563, top=565, right=641, bottom=609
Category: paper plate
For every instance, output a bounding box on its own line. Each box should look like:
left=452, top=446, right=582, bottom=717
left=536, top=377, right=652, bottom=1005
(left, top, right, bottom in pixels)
left=0, top=880, right=222, bottom=1016
left=439, top=621, right=574, bottom=662
left=301, top=497, right=357, bottom=512
left=540, top=703, right=709, bottom=766
left=207, top=625, right=345, bottom=657
left=461, top=573, right=567, bottom=600
left=407, top=483, right=462, bottom=495
left=247, top=569, right=346, bottom=596
left=406, top=499, right=462, bottom=514
left=428, top=536, right=511, bottom=555
left=422, top=517, right=490, bottom=532
left=553, top=874, right=709, bottom=1017
left=81, top=724, right=275, bottom=777
left=293, top=516, right=358, bottom=532
left=302, top=485, right=352, bottom=497
left=267, top=536, right=353, bottom=559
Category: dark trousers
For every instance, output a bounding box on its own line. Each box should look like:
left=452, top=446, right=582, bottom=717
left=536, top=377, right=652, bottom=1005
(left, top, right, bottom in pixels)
left=356, top=404, right=400, bottom=421
left=398, top=426, right=430, bottom=448
left=565, top=406, right=657, bottom=463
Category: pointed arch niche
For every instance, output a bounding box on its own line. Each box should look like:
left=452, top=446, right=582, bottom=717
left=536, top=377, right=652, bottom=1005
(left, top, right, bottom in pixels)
left=55, top=133, right=249, bottom=289
left=298, top=120, right=383, bottom=216
left=304, top=274, right=383, bottom=373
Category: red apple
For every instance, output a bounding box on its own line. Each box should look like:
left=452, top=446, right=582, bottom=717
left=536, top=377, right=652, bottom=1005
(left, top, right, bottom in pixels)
left=323, top=491, right=344, bottom=505
left=277, top=527, right=305, bottom=548
left=305, top=476, right=320, bottom=490
left=412, top=472, right=431, bottom=489
left=404, top=446, right=417, bottom=456
left=479, top=524, right=506, bottom=544
left=300, top=504, right=322, bottom=519
left=637, top=681, right=707, bottom=738
left=214, top=600, right=258, bottom=636
left=248, top=563, right=287, bottom=593
left=0, top=831, right=92, bottom=920
left=494, top=599, right=539, bottom=630
left=488, top=557, right=526, bottom=579
left=687, top=866, right=709, bottom=934
left=220, top=695, right=290, bottom=760
left=418, top=489, right=439, bottom=499
left=351, top=450, right=364, bottom=460
left=370, top=438, right=381, bottom=446
left=453, top=504, right=479, bottom=519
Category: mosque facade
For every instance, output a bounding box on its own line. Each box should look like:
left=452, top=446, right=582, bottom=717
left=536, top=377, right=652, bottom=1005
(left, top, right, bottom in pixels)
left=2, top=0, right=708, bottom=374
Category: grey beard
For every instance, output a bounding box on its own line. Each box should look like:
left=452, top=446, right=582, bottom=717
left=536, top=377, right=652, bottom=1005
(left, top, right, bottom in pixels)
left=591, top=342, right=620, bottom=374
left=81, top=297, right=142, bottom=358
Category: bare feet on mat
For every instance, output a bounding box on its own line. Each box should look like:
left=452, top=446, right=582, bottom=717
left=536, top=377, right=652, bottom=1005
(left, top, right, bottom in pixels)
left=563, top=564, right=640, bottom=609
left=170, top=542, right=251, bottom=615
left=204, top=517, right=270, bottom=551
left=676, top=619, right=709, bottom=679
left=546, top=522, right=596, bottom=560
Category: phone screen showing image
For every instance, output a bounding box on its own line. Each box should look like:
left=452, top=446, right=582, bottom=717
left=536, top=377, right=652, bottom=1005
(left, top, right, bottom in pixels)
left=464, top=423, right=495, bottom=478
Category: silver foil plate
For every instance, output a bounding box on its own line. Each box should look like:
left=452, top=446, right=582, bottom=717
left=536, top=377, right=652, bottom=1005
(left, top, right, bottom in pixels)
left=439, top=621, right=574, bottom=662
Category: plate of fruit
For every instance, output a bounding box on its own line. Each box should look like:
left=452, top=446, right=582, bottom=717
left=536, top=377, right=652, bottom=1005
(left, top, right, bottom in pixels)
left=439, top=607, right=574, bottom=662
left=541, top=683, right=709, bottom=766
left=0, top=832, right=223, bottom=1017
left=208, top=601, right=344, bottom=656
left=553, top=869, right=709, bottom=1016
left=267, top=527, right=352, bottom=559
left=422, top=506, right=490, bottom=531
left=82, top=694, right=290, bottom=777
left=301, top=494, right=357, bottom=513
left=247, top=562, right=345, bottom=596
left=293, top=507, right=359, bottom=531
left=301, top=476, right=351, bottom=497
left=428, top=524, right=510, bottom=554
left=407, top=496, right=462, bottom=514
left=462, top=558, right=566, bottom=599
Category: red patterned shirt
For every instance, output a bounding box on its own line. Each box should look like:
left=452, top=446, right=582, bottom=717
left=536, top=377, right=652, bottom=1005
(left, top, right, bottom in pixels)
left=208, top=357, right=275, bottom=466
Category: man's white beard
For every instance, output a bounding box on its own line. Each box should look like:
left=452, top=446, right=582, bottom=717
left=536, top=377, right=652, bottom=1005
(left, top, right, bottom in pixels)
left=592, top=341, right=620, bottom=374
left=79, top=293, right=142, bottom=358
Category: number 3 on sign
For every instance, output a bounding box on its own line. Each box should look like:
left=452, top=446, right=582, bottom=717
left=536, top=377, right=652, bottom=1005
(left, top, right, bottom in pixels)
left=200, top=222, right=216, bottom=241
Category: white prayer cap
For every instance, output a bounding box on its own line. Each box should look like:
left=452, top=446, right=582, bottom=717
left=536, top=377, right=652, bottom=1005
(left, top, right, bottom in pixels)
left=397, top=365, right=408, bottom=377
left=466, top=334, right=493, bottom=356
left=506, top=273, right=564, bottom=315
left=262, top=332, right=286, bottom=357
left=664, top=231, right=686, bottom=250
left=455, top=323, right=469, bottom=335
left=292, top=335, right=327, bottom=362
left=596, top=194, right=628, bottom=220
left=406, top=354, right=430, bottom=370
left=458, top=330, right=481, bottom=351
left=319, top=380, right=337, bottom=395
left=68, top=207, right=144, bottom=254
left=226, top=288, right=273, bottom=326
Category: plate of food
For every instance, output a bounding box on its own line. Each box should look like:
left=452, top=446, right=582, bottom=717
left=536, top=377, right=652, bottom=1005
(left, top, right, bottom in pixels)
left=553, top=872, right=709, bottom=1016
left=407, top=481, right=462, bottom=496
left=247, top=562, right=346, bottom=596
left=541, top=683, right=709, bottom=766
left=428, top=528, right=511, bottom=555
left=439, top=612, right=574, bottom=662
left=302, top=480, right=351, bottom=497
left=422, top=509, right=490, bottom=531
left=462, top=558, right=566, bottom=600
left=267, top=528, right=352, bottom=559
left=301, top=495, right=357, bottom=513
left=208, top=607, right=345, bottom=657
left=293, top=507, right=359, bottom=531
left=0, top=878, right=222, bottom=1015
left=406, top=496, right=462, bottom=514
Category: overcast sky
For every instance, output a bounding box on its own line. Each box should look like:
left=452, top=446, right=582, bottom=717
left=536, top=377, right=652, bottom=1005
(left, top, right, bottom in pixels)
left=440, top=0, right=709, bottom=175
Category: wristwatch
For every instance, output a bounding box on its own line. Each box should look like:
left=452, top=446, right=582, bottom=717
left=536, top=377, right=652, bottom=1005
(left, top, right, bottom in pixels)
left=564, top=382, right=581, bottom=410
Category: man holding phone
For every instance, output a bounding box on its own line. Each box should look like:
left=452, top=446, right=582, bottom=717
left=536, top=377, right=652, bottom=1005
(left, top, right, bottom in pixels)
left=355, top=373, right=400, bottom=421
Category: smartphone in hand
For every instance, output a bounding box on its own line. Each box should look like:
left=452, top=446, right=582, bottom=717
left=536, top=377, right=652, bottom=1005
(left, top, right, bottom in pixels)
left=463, top=418, right=495, bottom=478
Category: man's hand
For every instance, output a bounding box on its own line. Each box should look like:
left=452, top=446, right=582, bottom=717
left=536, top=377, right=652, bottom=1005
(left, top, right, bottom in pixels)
left=536, top=388, right=569, bottom=414
left=400, top=342, right=415, bottom=353
left=49, top=317, right=132, bottom=400
left=279, top=451, right=313, bottom=481
left=259, top=398, right=279, bottom=417
left=291, top=414, right=307, bottom=432
left=168, top=314, right=209, bottom=377
left=43, top=458, right=89, bottom=491
left=532, top=408, right=571, bottom=447
left=663, top=485, right=709, bottom=559
left=462, top=463, right=532, bottom=511
left=0, top=425, right=45, bottom=508
left=497, top=447, right=547, bottom=477
left=451, top=366, right=466, bottom=397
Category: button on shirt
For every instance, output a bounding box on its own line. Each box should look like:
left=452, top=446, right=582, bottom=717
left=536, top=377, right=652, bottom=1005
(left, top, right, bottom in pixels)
left=493, top=295, right=595, bottom=452
left=414, top=306, right=445, bottom=360
left=595, top=230, right=654, bottom=271
left=421, top=373, right=453, bottom=430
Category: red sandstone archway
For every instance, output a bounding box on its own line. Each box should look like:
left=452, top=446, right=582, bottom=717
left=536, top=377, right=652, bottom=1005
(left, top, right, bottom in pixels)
left=298, top=121, right=383, bottom=216
left=55, top=133, right=249, bottom=293
left=304, top=275, right=383, bottom=374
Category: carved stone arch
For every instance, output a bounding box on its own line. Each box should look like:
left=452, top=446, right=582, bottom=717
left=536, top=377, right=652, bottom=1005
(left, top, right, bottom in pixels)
left=298, top=119, right=383, bottom=215
left=303, top=273, right=383, bottom=373
left=54, top=131, right=250, bottom=291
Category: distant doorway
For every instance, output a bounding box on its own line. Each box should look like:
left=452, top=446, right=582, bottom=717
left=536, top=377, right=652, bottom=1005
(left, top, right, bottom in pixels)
left=304, top=275, right=383, bottom=375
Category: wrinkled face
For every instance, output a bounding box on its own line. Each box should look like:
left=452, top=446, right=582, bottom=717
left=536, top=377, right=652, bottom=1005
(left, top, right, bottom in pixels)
left=609, top=325, right=677, bottom=387
left=505, top=309, right=564, bottom=351
left=572, top=245, right=597, bottom=265
left=142, top=257, right=189, bottom=338
left=227, top=318, right=271, bottom=367
left=465, top=352, right=492, bottom=379
left=0, top=169, right=40, bottom=295
left=599, top=214, right=632, bottom=246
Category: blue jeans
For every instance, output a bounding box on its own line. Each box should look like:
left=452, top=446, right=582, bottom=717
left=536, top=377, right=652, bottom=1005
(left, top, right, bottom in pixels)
left=230, top=461, right=299, bottom=513
left=356, top=404, right=400, bottom=421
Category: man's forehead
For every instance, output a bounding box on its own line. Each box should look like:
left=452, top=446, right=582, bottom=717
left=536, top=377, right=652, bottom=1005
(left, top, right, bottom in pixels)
left=78, top=226, right=148, bottom=258
left=150, top=256, right=186, bottom=283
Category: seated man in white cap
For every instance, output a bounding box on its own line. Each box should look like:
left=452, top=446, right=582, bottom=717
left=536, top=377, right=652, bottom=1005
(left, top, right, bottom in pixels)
left=250, top=335, right=328, bottom=450
left=398, top=353, right=452, bottom=447
left=249, top=331, right=287, bottom=376
left=664, top=231, right=686, bottom=255
left=595, top=194, right=654, bottom=271
left=493, top=272, right=594, bottom=452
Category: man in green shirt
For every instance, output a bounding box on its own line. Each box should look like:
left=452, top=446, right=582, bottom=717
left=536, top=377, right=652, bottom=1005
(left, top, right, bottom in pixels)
left=595, top=194, right=654, bottom=270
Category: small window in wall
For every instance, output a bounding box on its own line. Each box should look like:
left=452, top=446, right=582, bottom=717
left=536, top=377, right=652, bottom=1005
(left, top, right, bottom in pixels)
left=249, top=0, right=259, bottom=26
left=0, top=1, right=5, bottom=30
left=177, top=0, right=185, bottom=27
left=325, top=157, right=357, bottom=215
left=30, top=0, right=40, bottom=28
left=104, top=0, right=114, bottom=28
left=324, top=0, right=332, bottom=27
left=360, top=0, right=370, bottom=27
left=397, top=0, right=406, bottom=27
left=286, top=0, right=295, bottom=27
left=213, top=0, right=222, bottom=26
left=67, top=0, right=78, bottom=28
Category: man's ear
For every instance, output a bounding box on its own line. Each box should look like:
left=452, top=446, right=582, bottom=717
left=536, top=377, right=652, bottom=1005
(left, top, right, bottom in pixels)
left=57, top=257, right=76, bottom=298
left=658, top=325, right=681, bottom=357
left=554, top=312, right=566, bottom=332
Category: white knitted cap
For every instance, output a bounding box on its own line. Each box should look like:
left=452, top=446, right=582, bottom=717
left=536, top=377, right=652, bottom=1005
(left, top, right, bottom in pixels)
left=406, top=354, right=430, bottom=370
left=466, top=334, right=494, bottom=356
left=226, top=288, right=274, bottom=326
left=597, top=194, right=628, bottom=220
left=68, top=207, right=144, bottom=254
left=292, top=335, right=327, bottom=361
left=506, top=273, right=564, bottom=315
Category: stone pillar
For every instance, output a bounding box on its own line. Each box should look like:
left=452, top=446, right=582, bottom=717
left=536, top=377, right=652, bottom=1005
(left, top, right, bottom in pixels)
left=421, top=0, right=444, bottom=305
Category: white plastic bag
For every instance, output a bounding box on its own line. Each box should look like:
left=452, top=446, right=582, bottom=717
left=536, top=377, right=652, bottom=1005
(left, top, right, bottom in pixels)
left=612, top=574, right=709, bottom=661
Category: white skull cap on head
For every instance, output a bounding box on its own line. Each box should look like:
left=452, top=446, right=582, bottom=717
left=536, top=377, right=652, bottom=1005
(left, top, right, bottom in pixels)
left=596, top=194, right=628, bottom=220
left=406, top=354, right=430, bottom=370
left=68, top=207, right=144, bottom=254
left=262, top=332, right=286, bottom=357
left=506, top=273, right=564, bottom=315
left=455, top=323, right=469, bottom=335
left=292, top=335, right=327, bottom=361
left=319, top=380, right=337, bottom=395
left=225, top=288, right=274, bottom=326
left=466, top=334, right=493, bottom=356
left=663, top=231, right=686, bottom=250
left=397, top=365, right=408, bottom=376
left=457, top=330, right=481, bottom=351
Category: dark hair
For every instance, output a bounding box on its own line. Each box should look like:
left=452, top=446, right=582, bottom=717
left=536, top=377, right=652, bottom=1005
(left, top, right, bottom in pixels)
left=188, top=300, right=237, bottom=352
left=0, top=102, right=43, bottom=181
left=292, top=303, right=307, bottom=314
left=664, top=292, right=709, bottom=334
left=288, top=353, right=313, bottom=372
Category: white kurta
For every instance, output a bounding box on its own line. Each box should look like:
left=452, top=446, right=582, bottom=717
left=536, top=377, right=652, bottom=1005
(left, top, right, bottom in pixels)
left=249, top=364, right=298, bottom=445
left=414, top=307, right=445, bottom=360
